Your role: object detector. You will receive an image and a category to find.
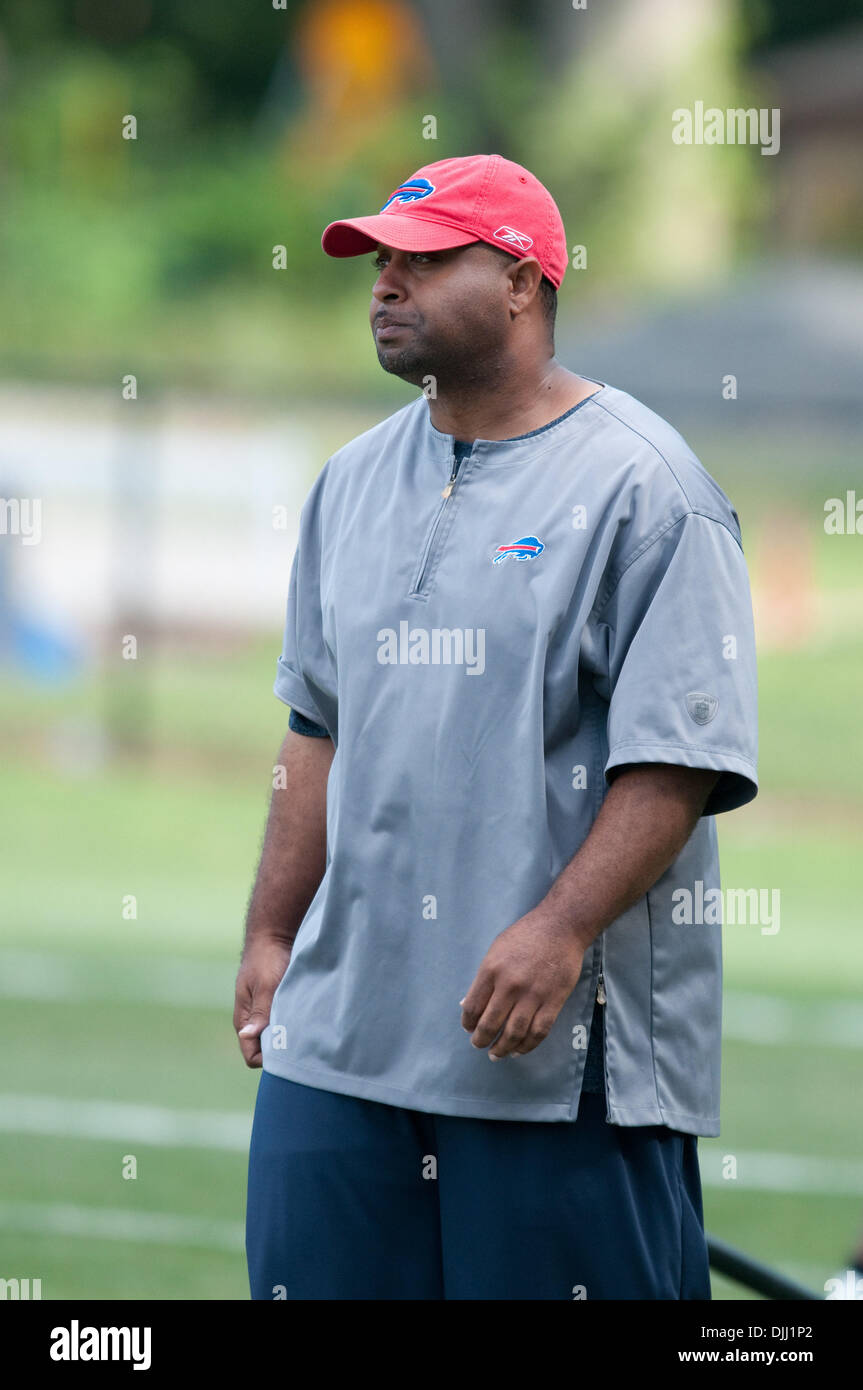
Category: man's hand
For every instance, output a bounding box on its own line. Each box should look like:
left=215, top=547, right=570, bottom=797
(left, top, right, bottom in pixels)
left=233, top=936, right=294, bottom=1068
left=460, top=906, right=585, bottom=1061
left=459, top=765, right=721, bottom=1064
left=235, top=726, right=332, bottom=1068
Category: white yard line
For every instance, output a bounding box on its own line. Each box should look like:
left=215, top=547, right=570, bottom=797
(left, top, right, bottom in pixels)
left=0, top=951, right=232, bottom=1008
left=722, top=991, right=863, bottom=1048
left=0, top=1094, right=250, bottom=1151
left=3, top=950, right=863, bottom=1047
left=699, top=1149, right=863, bottom=1197
left=0, top=1200, right=243, bottom=1252
left=0, top=1199, right=839, bottom=1295
left=1, top=1092, right=862, bottom=1196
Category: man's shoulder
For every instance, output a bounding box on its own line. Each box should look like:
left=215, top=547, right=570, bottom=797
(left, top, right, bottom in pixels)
left=590, top=382, right=741, bottom=540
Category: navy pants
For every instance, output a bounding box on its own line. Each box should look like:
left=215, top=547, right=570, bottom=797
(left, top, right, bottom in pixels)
left=246, top=1071, right=711, bottom=1300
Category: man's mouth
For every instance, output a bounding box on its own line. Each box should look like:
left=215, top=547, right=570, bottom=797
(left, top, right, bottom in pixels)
left=374, top=317, right=414, bottom=341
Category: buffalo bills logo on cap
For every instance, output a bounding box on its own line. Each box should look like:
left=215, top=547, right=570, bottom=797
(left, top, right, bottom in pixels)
left=381, top=177, right=436, bottom=212
left=493, top=225, right=534, bottom=253
left=492, top=535, right=545, bottom=564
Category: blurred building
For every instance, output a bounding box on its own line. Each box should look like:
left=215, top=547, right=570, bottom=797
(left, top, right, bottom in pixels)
left=758, top=23, right=863, bottom=253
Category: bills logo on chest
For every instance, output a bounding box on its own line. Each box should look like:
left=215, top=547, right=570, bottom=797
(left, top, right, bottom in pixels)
left=492, top=535, right=545, bottom=564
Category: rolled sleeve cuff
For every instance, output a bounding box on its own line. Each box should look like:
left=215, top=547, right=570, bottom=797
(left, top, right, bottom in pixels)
left=274, top=656, right=327, bottom=728
left=604, top=740, right=758, bottom=816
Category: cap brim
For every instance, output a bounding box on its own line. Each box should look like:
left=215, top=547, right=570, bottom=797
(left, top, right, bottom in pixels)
left=322, top=214, right=480, bottom=258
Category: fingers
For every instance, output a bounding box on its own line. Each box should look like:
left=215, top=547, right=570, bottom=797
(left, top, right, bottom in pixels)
left=233, top=941, right=293, bottom=1069
left=237, top=1016, right=266, bottom=1067
left=461, top=976, right=561, bottom=1060
left=460, top=974, right=494, bottom=1042
left=237, top=1012, right=268, bottom=1067
left=494, top=1005, right=558, bottom=1058
left=234, top=984, right=271, bottom=1068
left=468, top=989, right=521, bottom=1054
left=475, top=996, right=551, bottom=1059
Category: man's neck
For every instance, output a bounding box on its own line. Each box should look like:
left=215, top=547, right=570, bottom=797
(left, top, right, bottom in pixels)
left=426, top=361, right=601, bottom=443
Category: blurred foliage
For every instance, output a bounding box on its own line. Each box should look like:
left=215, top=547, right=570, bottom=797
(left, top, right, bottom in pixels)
left=743, top=0, right=863, bottom=52
left=520, top=6, right=760, bottom=300
left=0, top=0, right=858, bottom=394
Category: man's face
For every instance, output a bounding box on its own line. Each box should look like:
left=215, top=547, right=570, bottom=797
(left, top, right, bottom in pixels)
left=368, top=242, right=516, bottom=388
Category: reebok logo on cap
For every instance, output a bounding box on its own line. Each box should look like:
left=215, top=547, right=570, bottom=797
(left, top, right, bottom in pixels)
left=493, top=225, right=534, bottom=253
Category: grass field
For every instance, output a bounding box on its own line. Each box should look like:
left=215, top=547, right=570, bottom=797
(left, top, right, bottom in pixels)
left=2, top=475, right=862, bottom=1301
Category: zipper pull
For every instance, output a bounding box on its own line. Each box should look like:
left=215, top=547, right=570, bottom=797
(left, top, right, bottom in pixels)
left=440, top=456, right=458, bottom=499
left=596, top=972, right=606, bottom=1005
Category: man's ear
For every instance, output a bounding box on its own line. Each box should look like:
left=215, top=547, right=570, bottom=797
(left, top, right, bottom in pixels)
left=507, top=255, right=544, bottom=318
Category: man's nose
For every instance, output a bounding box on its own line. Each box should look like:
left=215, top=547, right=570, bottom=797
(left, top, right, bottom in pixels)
left=372, top=263, right=407, bottom=304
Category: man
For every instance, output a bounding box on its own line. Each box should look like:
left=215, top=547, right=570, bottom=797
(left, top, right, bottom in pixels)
left=236, top=153, right=758, bottom=1300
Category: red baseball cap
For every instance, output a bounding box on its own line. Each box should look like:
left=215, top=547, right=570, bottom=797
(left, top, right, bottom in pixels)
left=321, top=153, right=568, bottom=290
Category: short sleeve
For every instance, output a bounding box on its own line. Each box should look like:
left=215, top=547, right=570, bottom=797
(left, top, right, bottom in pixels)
left=597, top=511, right=758, bottom=816
left=274, top=465, right=335, bottom=734
left=289, top=707, right=330, bottom=738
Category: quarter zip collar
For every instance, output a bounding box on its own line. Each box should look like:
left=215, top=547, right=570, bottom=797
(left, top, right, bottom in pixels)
left=422, top=380, right=608, bottom=468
